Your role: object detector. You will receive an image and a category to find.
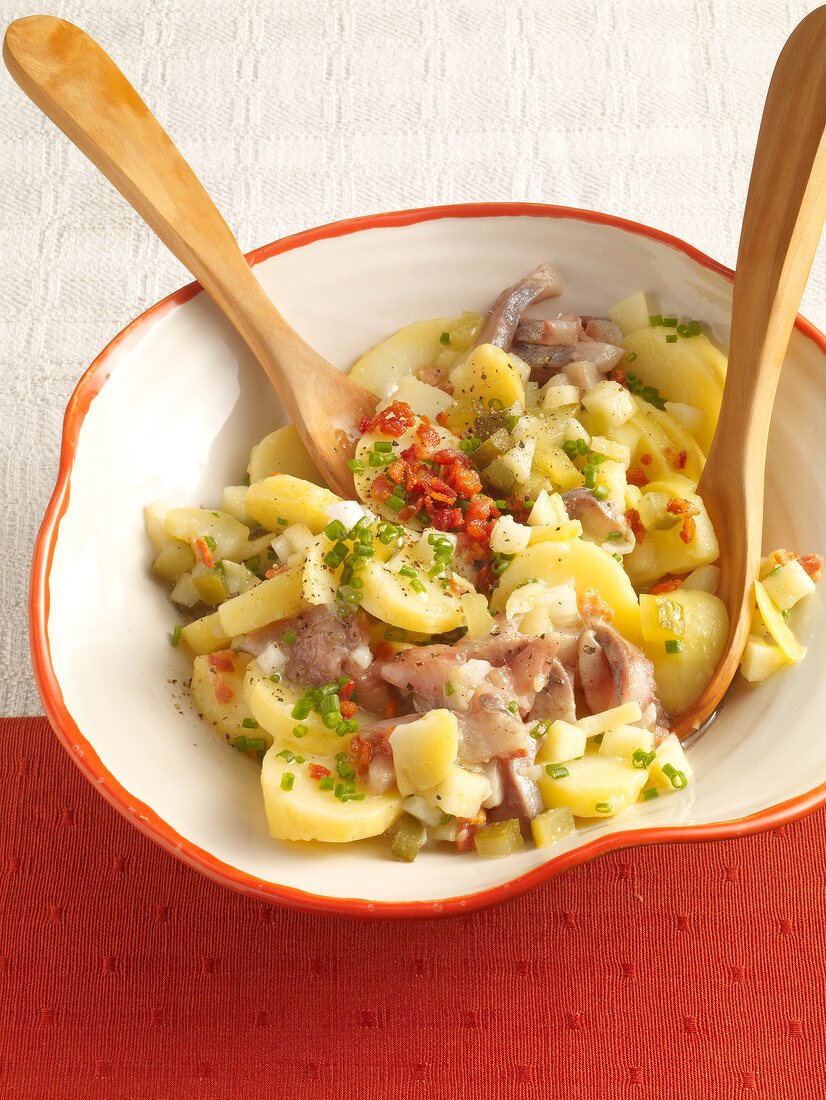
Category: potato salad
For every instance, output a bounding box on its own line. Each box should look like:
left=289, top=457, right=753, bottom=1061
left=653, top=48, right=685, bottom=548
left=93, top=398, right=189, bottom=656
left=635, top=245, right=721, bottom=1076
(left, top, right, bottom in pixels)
left=146, top=264, right=820, bottom=861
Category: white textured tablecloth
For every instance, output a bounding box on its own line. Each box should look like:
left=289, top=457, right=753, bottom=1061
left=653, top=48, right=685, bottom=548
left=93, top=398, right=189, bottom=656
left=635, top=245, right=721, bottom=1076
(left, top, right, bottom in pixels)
left=2, top=0, right=824, bottom=715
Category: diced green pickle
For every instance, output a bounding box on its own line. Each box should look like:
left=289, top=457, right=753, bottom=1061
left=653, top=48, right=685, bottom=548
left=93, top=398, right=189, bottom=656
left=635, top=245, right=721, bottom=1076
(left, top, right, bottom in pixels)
left=153, top=538, right=195, bottom=582
left=474, top=818, right=524, bottom=859
left=192, top=570, right=229, bottom=605
left=391, top=813, right=428, bottom=863
left=530, top=807, right=575, bottom=849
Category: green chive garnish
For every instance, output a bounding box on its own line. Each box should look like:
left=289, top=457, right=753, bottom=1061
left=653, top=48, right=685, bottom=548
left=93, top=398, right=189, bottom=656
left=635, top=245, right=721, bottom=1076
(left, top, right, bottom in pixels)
left=170, top=625, right=182, bottom=647
left=641, top=787, right=659, bottom=801
left=281, top=772, right=295, bottom=791
left=241, top=717, right=259, bottom=729
left=665, top=639, right=682, bottom=654
left=632, top=749, right=656, bottom=769
left=662, top=763, right=688, bottom=789
left=440, top=331, right=451, bottom=346
left=545, top=764, right=569, bottom=779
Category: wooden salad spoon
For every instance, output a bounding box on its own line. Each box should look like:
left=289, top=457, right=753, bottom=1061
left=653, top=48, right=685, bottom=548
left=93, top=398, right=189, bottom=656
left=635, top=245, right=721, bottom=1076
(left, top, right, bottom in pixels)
left=3, top=14, right=378, bottom=499
left=672, top=4, right=826, bottom=737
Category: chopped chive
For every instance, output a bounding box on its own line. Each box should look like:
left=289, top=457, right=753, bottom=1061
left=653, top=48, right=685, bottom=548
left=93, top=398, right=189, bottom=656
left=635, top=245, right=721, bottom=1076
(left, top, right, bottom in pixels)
left=676, top=324, right=690, bottom=338
left=632, top=749, right=656, bottom=769
left=781, top=608, right=791, bottom=619
left=291, top=700, right=312, bottom=720
left=765, top=565, right=782, bottom=578
left=688, top=320, right=702, bottom=336
left=665, top=334, right=678, bottom=344
left=607, top=532, right=622, bottom=541
left=292, top=724, right=308, bottom=739
left=663, top=317, right=678, bottom=327
left=203, top=534, right=217, bottom=551
left=625, top=351, right=637, bottom=362
left=241, top=717, right=259, bottom=729
left=649, top=314, right=664, bottom=327
left=269, top=673, right=281, bottom=684
left=506, top=414, right=521, bottom=432
left=233, top=736, right=249, bottom=752
left=641, top=787, right=659, bottom=801
left=665, top=639, right=683, bottom=654
left=170, top=625, right=182, bottom=647
left=384, top=496, right=405, bottom=513
left=487, top=397, right=504, bottom=410
left=529, top=721, right=550, bottom=740
left=324, top=519, right=348, bottom=541
left=507, top=701, right=519, bottom=715
left=445, top=681, right=455, bottom=696
left=319, top=776, right=335, bottom=790
left=460, top=438, right=481, bottom=454
left=593, top=733, right=604, bottom=746
left=595, top=802, right=612, bottom=813
left=277, top=517, right=288, bottom=525
left=280, top=772, right=295, bottom=791
left=440, top=330, right=451, bottom=346
left=545, top=764, right=569, bottom=779
left=662, top=763, right=688, bottom=789
left=348, top=458, right=365, bottom=473
left=593, top=485, right=610, bottom=501
left=277, top=749, right=296, bottom=762
left=248, top=738, right=266, bottom=752
left=282, top=631, right=296, bottom=646
left=242, top=473, right=251, bottom=486
left=374, top=440, right=393, bottom=453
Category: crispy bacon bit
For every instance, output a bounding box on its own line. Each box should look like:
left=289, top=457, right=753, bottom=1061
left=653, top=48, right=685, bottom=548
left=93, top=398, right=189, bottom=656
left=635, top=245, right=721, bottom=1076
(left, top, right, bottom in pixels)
left=797, top=553, right=823, bottom=581
left=767, top=549, right=796, bottom=569
left=579, top=586, right=615, bottom=622
left=387, top=459, right=406, bottom=485
left=455, top=812, right=486, bottom=851
left=627, top=467, right=649, bottom=487
left=436, top=411, right=451, bottom=427
left=667, top=498, right=701, bottom=544
left=640, top=453, right=652, bottom=466
left=190, top=535, right=215, bottom=569
left=370, top=474, right=393, bottom=504
left=214, top=681, right=234, bottom=704
left=612, top=366, right=627, bottom=387
left=664, top=447, right=688, bottom=470
left=625, top=508, right=645, bottom=543
left=364, top=400, right=417, bottom=438
left=339, top=679, right=356, bottom=702
left=650, top=575, right=686, bottom=594
left=340, top=700, right=359, bottom=719
left=349, top=729, right=394, bottom=776
left=416, top=417, right=441, bottom=448
left=208, top=651, right=235, bottom=673
left=309, top=764, right=331, bottom=780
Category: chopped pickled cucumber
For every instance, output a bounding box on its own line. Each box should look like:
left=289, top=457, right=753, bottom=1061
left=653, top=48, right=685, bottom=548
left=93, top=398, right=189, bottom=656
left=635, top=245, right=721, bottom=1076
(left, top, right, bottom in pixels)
left=391, top=813, right=428, bottom=862
left=153, top=538, right=195, bottom=582
left=192, top=570, right=229, bottom=605
left=531, top=806, right=575, bottom=848
left=474, top=818, right=524, bottom=859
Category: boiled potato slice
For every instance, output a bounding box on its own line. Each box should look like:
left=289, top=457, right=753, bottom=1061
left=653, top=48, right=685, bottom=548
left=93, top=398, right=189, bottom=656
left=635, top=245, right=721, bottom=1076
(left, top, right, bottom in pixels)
left=262, top=749, right=402, bottom=843
left=624, top=483, right=719, bottom=589
left=359, top=549, right=464, bottom=634
left=376, top=374, right=453, bottom=421
left=490, top=540, right=642, bottom=645
left=348, top=317, right=465, bottom=398
left=180, top=610, right=232, bottom=655
left=423, top=763, right=492, bottom=819
left=163, top=508, right=250, bottom=561
left=389, top=710, right=459, bottom=796
left=218, top=565, right=307, bottom=636
left=740, top=635, right=791, bottom=682
left=753, top=581, right=806, bottom=661
left=614, top=402, right=704, bottom=482
left=190, top=651, right=256, bottom=741
left=607, top=289, right=650, bottom=336
left=641, top=589, right=728, bottom=715
left=243, top=661, right=377, bottom=756
left=245, top=474, right=341, bottom=534
left=538, top=748, right=648, bottom=818
left=248, top=424, right=326, bottom=487
left=144, top=500, right=169, bottom=551
left=152, top=537, right=195, bottom=583
left=351, top=421, right=457, bottom=525
left=536, top=720, right=586, bottom=766
left=648, top=733, right=693, bottom=791
left=301, top=533, right=339, bottom=607
left=621, top=327, right=725, bottom=453
left=449, top=343, right=526, bottom=410
left=599, top=724, right=655, bottom=758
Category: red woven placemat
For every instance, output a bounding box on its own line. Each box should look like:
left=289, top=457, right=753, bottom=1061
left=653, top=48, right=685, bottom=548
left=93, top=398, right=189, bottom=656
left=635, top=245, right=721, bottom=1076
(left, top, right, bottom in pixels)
left=1, top=716, right=823, bottom=1099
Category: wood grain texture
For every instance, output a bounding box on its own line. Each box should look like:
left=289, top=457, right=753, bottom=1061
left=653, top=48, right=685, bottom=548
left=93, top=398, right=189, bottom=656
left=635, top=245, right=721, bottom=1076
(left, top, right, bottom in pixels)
left=3, top=15, right=376, bottom=498
left=673, top=5, right=826, bottom=737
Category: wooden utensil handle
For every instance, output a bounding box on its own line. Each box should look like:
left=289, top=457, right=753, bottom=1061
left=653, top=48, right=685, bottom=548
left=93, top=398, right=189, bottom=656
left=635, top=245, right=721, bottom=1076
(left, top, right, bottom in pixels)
left=3, top=15, right=296, bottom=374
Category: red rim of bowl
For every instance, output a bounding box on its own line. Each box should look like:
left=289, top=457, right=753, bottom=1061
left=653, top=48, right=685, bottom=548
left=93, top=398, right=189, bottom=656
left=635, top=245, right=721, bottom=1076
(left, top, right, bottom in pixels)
left=28, top=201, right=826, bottom=920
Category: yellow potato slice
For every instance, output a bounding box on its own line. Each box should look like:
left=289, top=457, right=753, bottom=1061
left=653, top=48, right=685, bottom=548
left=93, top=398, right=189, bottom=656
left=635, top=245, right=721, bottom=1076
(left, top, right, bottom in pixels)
left=218, top=566, right=307, bottom=636
left=449, top=343, right=526, bottom=410
left=245, top=474, right=341, bottom=534
left=538, top=748, right=648, bottom=818
left=389, top=710, right=459, bottom=796
left=624, top=483, right=719, bottom=590
left=753, top=581, right=806, bottom=661
left=621, top=327, right=725, bottom=453
left=348, top=317, right=464, bottom=398
left=243, top=661, right=378, bottom=757
left=180, top=610, right=232, bottom=655
left=163, top=507, right=250, bottom=561
left=261, top=749, right=402, bottom=843
left=351, top=421, right=458, bottom=525
left=248, top=424, right=326, bottom=487
left=190, top=651, right=257, bottom=741
left=359, top=550, right=464, bottom=634
left=641, top=589, right=728, bottom=715
left=490, top=540, right=642, bottom=645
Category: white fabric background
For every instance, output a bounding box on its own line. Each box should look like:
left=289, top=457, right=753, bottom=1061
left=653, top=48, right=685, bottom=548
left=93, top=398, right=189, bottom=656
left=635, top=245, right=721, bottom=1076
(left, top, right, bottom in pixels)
left=2, top=0, right=824, bottom=715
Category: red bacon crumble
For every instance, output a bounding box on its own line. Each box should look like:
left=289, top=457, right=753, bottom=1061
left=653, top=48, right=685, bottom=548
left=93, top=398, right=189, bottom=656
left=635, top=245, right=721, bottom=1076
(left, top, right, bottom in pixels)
left=649, top=575, right=686, bottom=594
left=640, top=453, right=652, bottom=466
left=798, top=554, right=823, bottom=581
left=364, top=400, right=417, bottom=438
left=664, top=446, right=688, bottom=470
left=625, top=508, right=645, bottom=543
left=309, top=764, right=331, bottom=780
left=208, top=651, right=235, bottom=673
left=666, top=498, right=701, bottom=544
left=626, top=467, right=649, bottom=487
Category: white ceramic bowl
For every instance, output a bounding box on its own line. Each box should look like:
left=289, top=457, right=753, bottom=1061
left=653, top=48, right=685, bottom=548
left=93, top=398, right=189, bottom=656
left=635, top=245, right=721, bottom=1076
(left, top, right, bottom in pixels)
left=30, top=203, right=826, bottom=918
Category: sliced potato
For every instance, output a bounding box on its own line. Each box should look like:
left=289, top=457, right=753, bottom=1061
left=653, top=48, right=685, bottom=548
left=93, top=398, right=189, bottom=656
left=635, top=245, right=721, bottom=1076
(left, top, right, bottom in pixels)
left=243, top=661, right=376, bottom=756
left=163, top=507, right=250, bottom=561
left=624, top=483, right=719, bottom=589
left=348, top=317, right=466, bottom=398
left=754, top=581, right=806, bottom=661
left=245, top=474, right=341, bottom=534
left=607, top=289, right=650, bottom=336
left=641, top=589, right=728, bottom=715
left=152, top=537, right=195, bottom=583
left=740, top=635, right=791, bottom=683
left=261, top=749, right=402, bottom=842
left=190, top=651, right=256, bottom=741
left=248, top=424, right=326, bottom=487
left=218, top=566, right=307, bottom=636
left=359, top=549, right=464, bottom=634
left=621, top=327, right=725, bottom=453
left=538, top=748, right=648, bottom=818
left=180, top=611, right=232, bottom=656
left=490, top=539, right=642, bottom=645
left=449, top=343, right=526, bottom=410
left=423, top=763, right=492, bottom=818
left=389, top=710, right=459, bottom=796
